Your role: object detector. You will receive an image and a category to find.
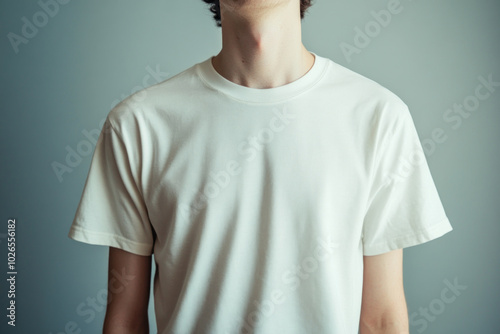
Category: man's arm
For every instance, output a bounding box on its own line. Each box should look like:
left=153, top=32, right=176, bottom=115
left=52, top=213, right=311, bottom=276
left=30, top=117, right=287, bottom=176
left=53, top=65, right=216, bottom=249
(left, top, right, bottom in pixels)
left=103, top=247, right=152, bottom=334
left=359, top=248, right=409, bottom=334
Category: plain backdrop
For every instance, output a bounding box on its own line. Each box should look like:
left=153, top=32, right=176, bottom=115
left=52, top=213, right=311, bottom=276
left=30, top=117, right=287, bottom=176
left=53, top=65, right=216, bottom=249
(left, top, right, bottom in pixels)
left=0, top=0, right=499, bottom=333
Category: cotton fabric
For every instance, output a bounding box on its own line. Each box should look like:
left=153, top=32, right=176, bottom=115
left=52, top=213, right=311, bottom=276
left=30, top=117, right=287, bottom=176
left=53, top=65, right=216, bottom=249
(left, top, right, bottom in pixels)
left=68, top=52, right=453, bottom=333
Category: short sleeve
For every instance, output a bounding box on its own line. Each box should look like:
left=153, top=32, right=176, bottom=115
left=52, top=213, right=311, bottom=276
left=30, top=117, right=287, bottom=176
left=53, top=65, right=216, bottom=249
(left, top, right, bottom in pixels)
left=362, top=102, right=453, bottom=256
left=68, top=116, right=154, bottom=256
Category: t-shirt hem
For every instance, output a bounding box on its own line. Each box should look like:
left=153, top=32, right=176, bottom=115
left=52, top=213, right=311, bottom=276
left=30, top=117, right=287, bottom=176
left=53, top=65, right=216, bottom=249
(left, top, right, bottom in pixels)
left=68, top=225, right=153, bottom=256
left=362, top=217, right=453, bottom=256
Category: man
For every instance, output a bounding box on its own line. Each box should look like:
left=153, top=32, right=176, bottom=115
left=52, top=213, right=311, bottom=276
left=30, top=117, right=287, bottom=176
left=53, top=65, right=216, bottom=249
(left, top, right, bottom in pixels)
left=68, top=1, right=453, bottom=333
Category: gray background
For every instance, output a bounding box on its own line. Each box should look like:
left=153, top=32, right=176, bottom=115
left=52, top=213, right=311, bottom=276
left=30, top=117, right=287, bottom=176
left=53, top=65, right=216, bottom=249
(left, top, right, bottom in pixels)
left=1, top=0, right=499, bottom=333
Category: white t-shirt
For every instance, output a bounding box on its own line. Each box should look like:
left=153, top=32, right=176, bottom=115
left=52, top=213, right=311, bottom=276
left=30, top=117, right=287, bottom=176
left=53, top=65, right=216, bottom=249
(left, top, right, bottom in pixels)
left=68, top=52, right=453, bottom=333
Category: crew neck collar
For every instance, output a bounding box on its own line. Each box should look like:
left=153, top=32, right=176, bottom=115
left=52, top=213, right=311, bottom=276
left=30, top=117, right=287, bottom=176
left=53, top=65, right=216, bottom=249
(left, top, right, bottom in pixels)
left=196, top=51, right=328, bottom=104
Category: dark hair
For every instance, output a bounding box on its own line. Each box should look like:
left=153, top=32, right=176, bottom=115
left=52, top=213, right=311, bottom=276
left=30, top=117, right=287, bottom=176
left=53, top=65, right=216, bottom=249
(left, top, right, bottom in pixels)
left=202, top=0, right=313, bottom=27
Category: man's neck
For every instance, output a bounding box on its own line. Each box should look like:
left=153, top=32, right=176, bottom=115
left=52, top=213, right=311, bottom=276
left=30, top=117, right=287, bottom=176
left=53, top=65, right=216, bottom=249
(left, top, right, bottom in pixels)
left=212, top=0, right=315, bottom=89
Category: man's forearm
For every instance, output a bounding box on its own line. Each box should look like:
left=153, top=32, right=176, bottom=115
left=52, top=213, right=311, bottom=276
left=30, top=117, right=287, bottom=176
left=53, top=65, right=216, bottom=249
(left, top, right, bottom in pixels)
left=359, top=317, right=409, bottom=334
left=103, top=317, right=149, bottom=334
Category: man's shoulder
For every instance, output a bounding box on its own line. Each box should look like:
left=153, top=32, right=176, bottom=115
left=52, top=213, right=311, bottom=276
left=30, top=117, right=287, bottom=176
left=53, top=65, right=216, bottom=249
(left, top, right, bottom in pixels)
left=320, top=54, right=407, bottom=109
left=106, top=59, right=205, bottom=129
